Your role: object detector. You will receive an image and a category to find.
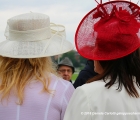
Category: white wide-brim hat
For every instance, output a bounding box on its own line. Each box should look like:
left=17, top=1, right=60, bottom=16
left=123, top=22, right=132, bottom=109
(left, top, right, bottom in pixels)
left=0, top=12, right=74, bottom=58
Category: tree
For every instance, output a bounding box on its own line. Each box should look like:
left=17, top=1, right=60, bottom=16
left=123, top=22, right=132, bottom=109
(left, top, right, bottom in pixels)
left=60, top=50, right=87, bottom=68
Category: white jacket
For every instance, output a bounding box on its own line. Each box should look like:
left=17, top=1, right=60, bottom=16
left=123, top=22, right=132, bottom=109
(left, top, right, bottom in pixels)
left=64, top=78, right=140, bottom=120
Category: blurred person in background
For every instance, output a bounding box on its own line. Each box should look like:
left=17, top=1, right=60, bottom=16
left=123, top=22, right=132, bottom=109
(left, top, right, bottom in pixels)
left=73, top=59, right=97, bottom=88
left=57, top=57, right=75, bottom=83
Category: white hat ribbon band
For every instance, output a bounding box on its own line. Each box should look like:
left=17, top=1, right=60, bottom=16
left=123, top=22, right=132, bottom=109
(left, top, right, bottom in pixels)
left=8, top=27, right=51, bottom=41
left=41, top=23, right=66, bottom=54
left=4, top=23, right=66, bottom=42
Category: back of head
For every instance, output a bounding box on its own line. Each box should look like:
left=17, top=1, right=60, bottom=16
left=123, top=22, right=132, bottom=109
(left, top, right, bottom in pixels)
left=87, top=49, right=140, bottom=98
left=0, top=56, right=56, bottom=104
left=75, top=0, right=140, bottom=97
left=0, top=12, right=74, bottom=104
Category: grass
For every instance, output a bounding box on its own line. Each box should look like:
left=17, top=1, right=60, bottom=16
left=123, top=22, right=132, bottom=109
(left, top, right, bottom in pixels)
left=71, top=73, right=79, bottom=81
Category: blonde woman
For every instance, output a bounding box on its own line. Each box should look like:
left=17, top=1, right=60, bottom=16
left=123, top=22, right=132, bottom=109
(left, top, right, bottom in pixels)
left=0, top=13, right=75, bottom=120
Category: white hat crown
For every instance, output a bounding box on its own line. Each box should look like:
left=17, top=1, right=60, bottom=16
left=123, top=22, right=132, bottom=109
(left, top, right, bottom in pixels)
left=5, top=13, right=52, bottom=42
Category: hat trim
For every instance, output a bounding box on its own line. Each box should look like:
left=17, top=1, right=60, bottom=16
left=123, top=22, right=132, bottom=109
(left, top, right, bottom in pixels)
left=5, top=23, right=65, bottom=42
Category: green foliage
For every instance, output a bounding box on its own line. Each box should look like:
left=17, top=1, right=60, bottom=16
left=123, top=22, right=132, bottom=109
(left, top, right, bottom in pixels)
left=60, top=50, right=87, bottom=68
left=51, top=50, right=87, bottom=69
left=71, top=73, right=79, bottom=81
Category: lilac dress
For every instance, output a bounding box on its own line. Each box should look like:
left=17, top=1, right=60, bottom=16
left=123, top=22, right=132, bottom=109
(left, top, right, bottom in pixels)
left=0, top=73, right=75, bottom=120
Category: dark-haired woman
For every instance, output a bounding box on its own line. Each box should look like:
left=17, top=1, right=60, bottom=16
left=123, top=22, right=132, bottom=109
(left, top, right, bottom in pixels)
left=64, top=0, right=140, bottom=120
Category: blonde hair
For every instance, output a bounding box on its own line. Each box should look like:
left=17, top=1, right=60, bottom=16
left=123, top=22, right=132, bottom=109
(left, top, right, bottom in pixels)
left=0, top=56, right=56, bottom=104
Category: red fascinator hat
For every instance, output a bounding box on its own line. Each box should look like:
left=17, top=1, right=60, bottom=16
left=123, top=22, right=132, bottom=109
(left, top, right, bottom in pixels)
left=75, top=0, right=140, bottom=60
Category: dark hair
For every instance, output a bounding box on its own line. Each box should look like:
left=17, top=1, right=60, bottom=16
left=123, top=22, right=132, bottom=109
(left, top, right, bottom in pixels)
left=87, top=48, right=140, bottom=97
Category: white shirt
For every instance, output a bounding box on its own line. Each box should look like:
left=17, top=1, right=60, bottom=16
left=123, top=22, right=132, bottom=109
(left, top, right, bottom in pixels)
left=64, top=78, right=140, bottom=120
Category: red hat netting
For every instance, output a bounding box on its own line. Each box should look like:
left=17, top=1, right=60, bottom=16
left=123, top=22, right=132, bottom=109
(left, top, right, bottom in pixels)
left=75, top=1, right=140, bottom=60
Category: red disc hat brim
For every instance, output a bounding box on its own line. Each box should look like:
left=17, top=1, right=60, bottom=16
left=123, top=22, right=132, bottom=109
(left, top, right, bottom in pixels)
left=75, top=1, right=140, bottom=60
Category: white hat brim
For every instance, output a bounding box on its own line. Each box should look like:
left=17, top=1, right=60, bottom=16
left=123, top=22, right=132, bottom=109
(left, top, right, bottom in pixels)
left=0, top=34, right=74, bottom=58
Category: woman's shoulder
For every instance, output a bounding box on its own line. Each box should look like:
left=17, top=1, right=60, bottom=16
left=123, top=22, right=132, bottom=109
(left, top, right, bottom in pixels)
left=80, top=80, right=106, bottom=89
left=49, top=73, right=75, bottom=101
left=75, top=80, right=107, bottom=96
left=49, top=73, right=74, bottom=90
left=75, top=78, right=120, bottom=99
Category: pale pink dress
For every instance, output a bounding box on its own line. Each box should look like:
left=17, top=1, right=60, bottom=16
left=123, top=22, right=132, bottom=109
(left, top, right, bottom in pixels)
left=0, top=73, right=75, bottom=120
